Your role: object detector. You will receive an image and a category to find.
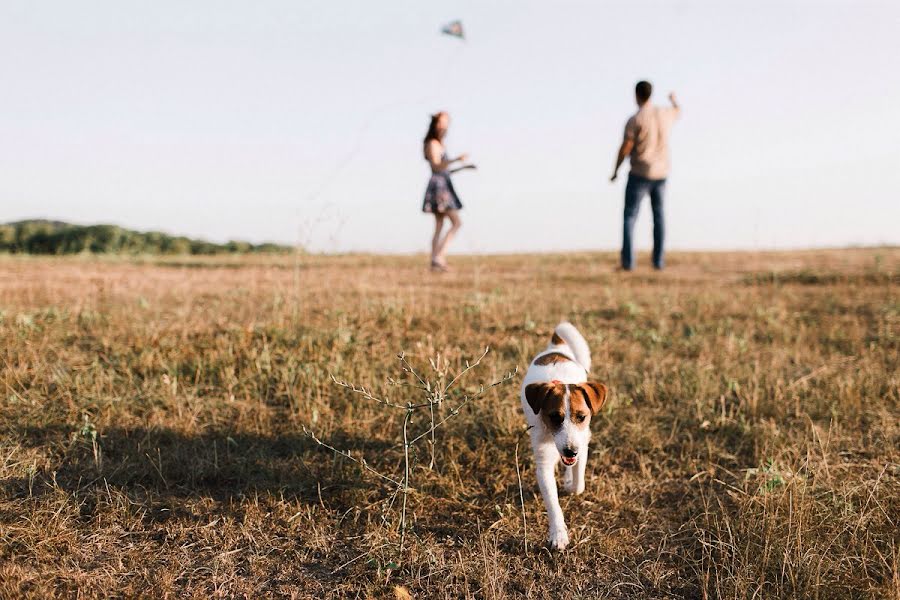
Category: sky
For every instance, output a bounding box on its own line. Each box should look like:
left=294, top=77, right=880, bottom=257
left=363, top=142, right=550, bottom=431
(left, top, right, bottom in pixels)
left=1, top=0, right=899, bottom=254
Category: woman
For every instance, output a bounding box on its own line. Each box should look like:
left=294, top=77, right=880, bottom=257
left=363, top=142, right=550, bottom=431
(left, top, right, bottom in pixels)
left=422, top=111, right=472, bottom=271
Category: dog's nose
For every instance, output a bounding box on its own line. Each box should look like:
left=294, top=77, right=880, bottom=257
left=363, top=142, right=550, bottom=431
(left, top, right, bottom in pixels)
left=562, top=447, right=577, bottom=458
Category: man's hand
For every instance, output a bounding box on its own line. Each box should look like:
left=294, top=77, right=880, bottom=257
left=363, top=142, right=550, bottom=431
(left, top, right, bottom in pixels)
left=455, top=153, right=469, bottom=163
left=612, top=137, right=633, bottom=183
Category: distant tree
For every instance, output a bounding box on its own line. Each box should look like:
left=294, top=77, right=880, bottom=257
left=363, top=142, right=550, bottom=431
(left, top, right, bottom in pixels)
left=226, top=240, right=252, bottom=253
left=0, top=220, right=293, bottom=255
left=0, top=225, right=16, bottom=251
left=163, top=236, right=192, bottom=255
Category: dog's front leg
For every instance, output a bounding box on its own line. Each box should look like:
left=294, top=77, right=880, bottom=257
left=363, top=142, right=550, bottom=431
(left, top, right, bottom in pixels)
left=568, top=449, right=587, bottom=495
left=534, top=445, right=568, bottom=550
left=562, top=464, right=574, bottom=492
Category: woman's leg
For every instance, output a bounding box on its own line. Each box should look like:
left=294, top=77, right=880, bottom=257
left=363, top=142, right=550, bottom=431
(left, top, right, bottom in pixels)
left=435, top=210, right=461, bottom=263
left=431, top=214, right=446, bottom=263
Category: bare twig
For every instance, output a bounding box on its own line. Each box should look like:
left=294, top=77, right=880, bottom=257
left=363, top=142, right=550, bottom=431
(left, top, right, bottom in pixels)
left=308, top=347, right=516, bottom=560
left=405, top=369, right=517, bottom=448
left=331, top=543, right=393, bottom=575
left=442, top=346, right=490, bottom=393
left=397, top=352, right=429, bottom=389
left=515, top=425, right=534, bottom=556
left=428, top=397, right=437, bottom=470
left=399, top=408, right=412, bottom=553
left=331, top=375, right=408, bottom=410
left=788, top=356, right=856, bottom=389
left=386, top=377, right=431, bottom=393
left=302, top=426, right=403, bottom=487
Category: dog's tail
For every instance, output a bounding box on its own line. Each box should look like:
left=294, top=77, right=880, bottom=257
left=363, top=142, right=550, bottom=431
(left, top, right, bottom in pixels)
left=551, top=321, right=591, bottom=372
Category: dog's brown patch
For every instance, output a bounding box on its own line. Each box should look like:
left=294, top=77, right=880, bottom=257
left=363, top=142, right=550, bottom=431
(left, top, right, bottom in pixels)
left=533, top=352, right=571, bottom=366
left=575, top=381, right=608, bottom=415
left=568, top=387, right=592, bottom=427
left=526, top=382, right=607, bottom=430
left=551, top=332, right=565, bottom=345
left=524, top=382, right=567, bottom=432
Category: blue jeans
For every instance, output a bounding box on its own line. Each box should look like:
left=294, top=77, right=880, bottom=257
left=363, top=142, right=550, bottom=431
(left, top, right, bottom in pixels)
left=621, top=173, right=666, bottom=270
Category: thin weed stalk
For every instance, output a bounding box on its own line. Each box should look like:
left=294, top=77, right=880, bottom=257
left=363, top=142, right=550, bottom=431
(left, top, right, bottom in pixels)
left=305, top=347, right=516, bottom=558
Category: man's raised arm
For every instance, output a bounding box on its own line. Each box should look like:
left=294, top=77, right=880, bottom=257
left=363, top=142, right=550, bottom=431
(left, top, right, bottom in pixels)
left=669, top=92, right=680, bottom=114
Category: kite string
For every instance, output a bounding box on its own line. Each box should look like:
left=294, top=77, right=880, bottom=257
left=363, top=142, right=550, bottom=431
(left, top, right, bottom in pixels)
left=304, top=40, right=466, bottom=205
left=298, top=39, right=466, bottom=251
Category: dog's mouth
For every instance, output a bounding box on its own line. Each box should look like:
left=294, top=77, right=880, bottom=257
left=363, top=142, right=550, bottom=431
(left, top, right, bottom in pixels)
left=560, top=455, right=577, bottom=467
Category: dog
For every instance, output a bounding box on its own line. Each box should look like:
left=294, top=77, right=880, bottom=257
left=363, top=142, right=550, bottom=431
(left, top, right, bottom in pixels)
left=521, top=322, right=608, bottom=550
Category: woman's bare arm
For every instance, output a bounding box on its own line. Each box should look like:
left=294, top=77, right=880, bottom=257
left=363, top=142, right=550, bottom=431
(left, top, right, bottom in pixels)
left=426, top=140, right=467, bottom=171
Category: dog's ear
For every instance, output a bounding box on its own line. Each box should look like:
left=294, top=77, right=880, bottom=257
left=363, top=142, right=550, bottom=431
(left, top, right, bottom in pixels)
left=578, top=381, right=608, bottom=415
left=525, top=383, right=554, bottom=415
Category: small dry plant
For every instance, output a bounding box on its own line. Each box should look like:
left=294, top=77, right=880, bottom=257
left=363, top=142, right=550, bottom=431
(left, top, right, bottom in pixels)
left=303, top=348, right=516, bottom=557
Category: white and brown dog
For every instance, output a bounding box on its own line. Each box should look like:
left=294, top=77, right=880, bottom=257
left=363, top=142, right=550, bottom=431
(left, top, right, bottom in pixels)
left=521, top=321, right=608, bottom=550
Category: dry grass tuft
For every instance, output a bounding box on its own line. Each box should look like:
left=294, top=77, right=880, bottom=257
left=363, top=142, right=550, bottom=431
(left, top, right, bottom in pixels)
left=0, top=248, right=897, bottom=598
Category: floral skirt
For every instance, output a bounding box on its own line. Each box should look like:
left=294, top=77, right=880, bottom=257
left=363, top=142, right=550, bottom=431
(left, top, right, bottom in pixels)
left=422, top=172, right=463, bottom=214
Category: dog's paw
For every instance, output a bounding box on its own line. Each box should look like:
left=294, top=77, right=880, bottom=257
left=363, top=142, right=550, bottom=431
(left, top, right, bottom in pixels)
left=563, top=480, right=586, bottom=495
left=547, top=526, right=570, bottom=551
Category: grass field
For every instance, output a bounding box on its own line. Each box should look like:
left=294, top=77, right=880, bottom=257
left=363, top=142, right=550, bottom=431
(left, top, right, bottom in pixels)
left=1, top=249, right=898, bottom=599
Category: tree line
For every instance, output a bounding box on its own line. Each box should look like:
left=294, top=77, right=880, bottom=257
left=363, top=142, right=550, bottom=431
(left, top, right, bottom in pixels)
left=0, top=221, right=292, bottom=255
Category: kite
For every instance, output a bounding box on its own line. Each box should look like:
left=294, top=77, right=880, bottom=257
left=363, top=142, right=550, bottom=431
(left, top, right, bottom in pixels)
left=441, top=20, right=464, bottom=40
left=303, top=18, right=467, bottom=214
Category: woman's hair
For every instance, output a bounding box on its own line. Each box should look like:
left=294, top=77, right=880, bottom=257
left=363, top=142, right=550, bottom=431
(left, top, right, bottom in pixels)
left=423, top=112, right=446, bottom=145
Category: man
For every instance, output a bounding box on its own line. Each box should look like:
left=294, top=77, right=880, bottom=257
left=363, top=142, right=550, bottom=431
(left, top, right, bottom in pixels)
left=611, top=80, right=680, bottom=271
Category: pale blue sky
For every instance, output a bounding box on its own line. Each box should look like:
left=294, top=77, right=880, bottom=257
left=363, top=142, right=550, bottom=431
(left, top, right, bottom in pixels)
left=2, top=1, right=898, bottom=253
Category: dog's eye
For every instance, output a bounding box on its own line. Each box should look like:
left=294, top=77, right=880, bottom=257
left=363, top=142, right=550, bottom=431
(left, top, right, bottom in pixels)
left=549, top=413, right=564, bottom=424
left=575, top=414, right=587, bottom=423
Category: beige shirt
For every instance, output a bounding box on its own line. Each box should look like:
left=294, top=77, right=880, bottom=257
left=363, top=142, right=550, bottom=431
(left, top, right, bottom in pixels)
left=624, top=104, right=679, bottom=180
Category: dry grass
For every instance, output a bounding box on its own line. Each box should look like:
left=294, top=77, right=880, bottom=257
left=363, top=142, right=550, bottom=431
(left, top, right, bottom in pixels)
left=0, top=248, right=898, bottom=599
